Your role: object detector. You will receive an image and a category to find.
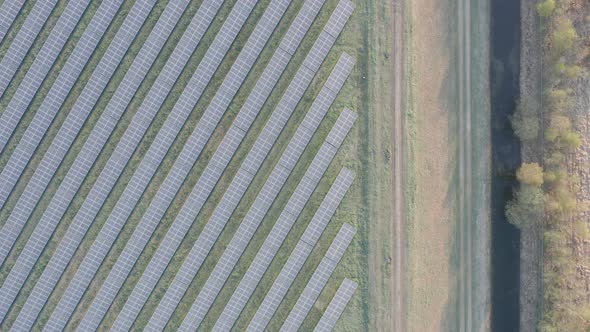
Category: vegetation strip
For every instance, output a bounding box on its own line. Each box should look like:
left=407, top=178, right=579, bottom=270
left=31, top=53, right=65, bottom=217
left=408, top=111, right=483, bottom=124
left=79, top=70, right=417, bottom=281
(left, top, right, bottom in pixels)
left=0, top=0, right=26, bottom=44
left=0, top=0, right=124, bottom=212
left=111, top=0, right=327, bottom=329
left=0, top=0, right=58, bottom=98
left=507, top=0, right=589, bottom=329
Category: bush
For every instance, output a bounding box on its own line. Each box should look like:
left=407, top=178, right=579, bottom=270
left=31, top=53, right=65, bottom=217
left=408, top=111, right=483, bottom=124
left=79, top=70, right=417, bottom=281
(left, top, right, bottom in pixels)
left=537, top=0, right=556, bottom=17
left=550, top=18, right=578, bottom=55
left=506, top=185, right=545, bottom=227
left=517, top=163, right=544, bottom=186
left=510, top=103, right=540, bottom=141
left=561, top=131, right=581, bottom=151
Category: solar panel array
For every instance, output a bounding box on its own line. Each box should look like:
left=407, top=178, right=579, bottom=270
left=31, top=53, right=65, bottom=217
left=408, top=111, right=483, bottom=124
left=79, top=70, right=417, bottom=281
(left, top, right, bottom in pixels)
left=181, top=109, right=356, bottom=330
left=80, top=0, right=292, bottom=329
left=279, top=223, right=356, bottom=332
left=42, top=1, right=234, bottom=330
left=0, top=0, right=360, bottom=330
left=0, top=0, right=57, bottom=97
left=0, top=0, right=157, bottom=226
left=217, top=165, right=355, bottom=331
left=145, top=20, right=354, bottom=332
left=180, top=54, right=356, bottom=332
left=0, top=0, right=160, bottom=330
left=0, top=0, right=197, bottom=327
left=0, top=0, right=91, bottom=152
left=313, top=278, right=358, bottom=332
left=111, top=0, right=329, bottom=329
left=0, top=0, right=124, bottom=213
left=0, top=0, right=26, bottom=44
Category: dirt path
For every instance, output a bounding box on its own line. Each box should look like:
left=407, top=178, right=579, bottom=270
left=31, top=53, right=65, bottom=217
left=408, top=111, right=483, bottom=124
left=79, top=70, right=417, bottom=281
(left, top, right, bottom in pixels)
left=391, top=0, right=404, bottom=331
left=458, top=0, right=473, bottom=330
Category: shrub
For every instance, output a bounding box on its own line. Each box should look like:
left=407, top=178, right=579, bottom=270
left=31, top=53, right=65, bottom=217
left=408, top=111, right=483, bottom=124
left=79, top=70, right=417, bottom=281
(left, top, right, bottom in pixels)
left=561, top=131, right=581, bottom=151
left=510, top=103, right=540, bottom=141
left=537, top=0, right=556, bottom=17
left=517, top=163, right=544, bottom=186
left=506, top=185, right=545, bottom=227
left=550, top=18, right=578, bottom=55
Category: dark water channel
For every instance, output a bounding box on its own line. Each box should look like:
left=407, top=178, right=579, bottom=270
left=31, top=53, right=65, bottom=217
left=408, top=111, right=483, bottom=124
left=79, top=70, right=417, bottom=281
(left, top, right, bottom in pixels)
left=490, top=0, right=522, bottom=331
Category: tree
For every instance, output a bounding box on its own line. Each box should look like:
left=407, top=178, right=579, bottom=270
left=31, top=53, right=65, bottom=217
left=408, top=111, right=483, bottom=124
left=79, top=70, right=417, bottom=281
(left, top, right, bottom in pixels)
left=510, top=103, right=540, bottom=141
left=551, top=18, right=578, bottom=55
left=506, top=185, right=545, bottom=227
left=537, top=0, right=556, bottom=17
left=561, top=131, right=581, bottom=151
left=517, top=163, right=544, bottom=186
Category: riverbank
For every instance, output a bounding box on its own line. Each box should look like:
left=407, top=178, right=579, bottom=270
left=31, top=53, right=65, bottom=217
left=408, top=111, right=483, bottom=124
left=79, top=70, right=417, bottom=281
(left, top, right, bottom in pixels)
left=518, top=0, right=544, bottom=331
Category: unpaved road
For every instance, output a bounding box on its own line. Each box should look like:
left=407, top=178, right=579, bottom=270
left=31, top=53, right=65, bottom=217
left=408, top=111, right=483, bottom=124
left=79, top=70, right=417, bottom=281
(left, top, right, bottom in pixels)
left=458, top=0, right=473, bottom=330
left=391, top=0, right=404, bottom=330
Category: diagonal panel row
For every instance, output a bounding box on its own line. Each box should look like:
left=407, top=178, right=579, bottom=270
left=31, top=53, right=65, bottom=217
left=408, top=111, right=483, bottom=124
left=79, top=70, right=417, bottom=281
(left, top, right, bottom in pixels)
left=313, top=278, right=358, bottom=332
left=3, top=0, right=201, bottom=330
left=79, top=0, right=292, bottom=329
left=181, top=98, right=356, bottom=331
left=0, top=0, right=57, bottom=98
left=0, top=0, right=26, bottom=45
left=110, top=0, right=326, bottom=330
left=0, top=0, right=91, bottom=152
left=0, top=0, right=125, bottom=212
left=217, top=163, right=356, bottom=331
left=44, top=1, right=255, bottom=330
left=0, top=0, right=189, bottom=273
left=145, top=21, right=352, bottom=332
left=279, top=222, right=356, bottom=332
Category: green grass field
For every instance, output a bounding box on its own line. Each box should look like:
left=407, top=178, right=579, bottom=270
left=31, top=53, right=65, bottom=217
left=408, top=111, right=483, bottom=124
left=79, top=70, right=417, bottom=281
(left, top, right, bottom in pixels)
left=0, top=0, right=390, bottom=330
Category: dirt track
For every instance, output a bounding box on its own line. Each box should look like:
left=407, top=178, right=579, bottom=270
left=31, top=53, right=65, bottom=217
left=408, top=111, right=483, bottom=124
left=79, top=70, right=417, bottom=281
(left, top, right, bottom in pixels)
left=391, top=0, right=404, bottom=330
left=458, top=0, right=474, bottom=330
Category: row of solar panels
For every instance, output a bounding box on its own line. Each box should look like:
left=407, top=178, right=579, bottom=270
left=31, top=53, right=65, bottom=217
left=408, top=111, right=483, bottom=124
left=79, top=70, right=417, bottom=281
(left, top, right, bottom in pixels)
left=0, top=0, right=357, bottom=330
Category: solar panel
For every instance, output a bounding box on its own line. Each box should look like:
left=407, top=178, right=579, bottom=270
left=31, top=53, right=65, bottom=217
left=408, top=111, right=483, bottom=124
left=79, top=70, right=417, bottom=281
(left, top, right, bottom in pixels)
left=218, top=123, right=355, bottom=332
left=0, top=0, right=90, bottom=152
left=182, top=108, right=355, bottom=331
left=0, top=0, right=58, bottom=97
left=0, top=0, right=26, bottom=44
left=145, top=14, right=354, bottom=332
left=0, top=0, right=124, bottom=212
left=279, top=223, right=356, bottom=332
left=313, top=278, right=358, bottom=332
